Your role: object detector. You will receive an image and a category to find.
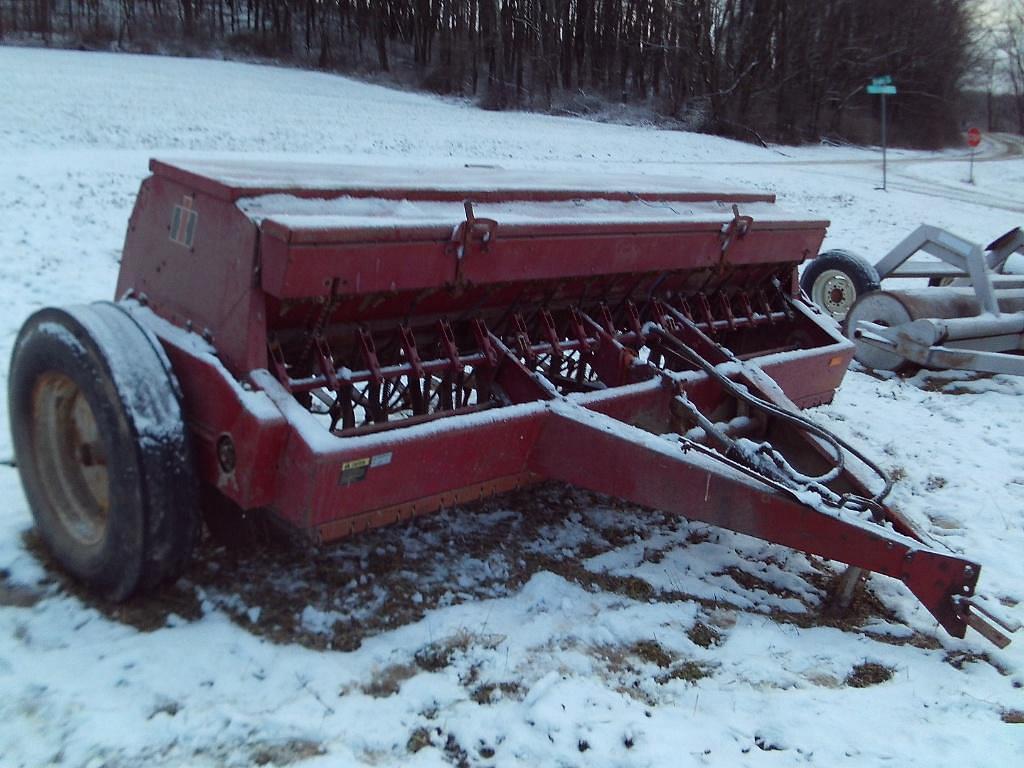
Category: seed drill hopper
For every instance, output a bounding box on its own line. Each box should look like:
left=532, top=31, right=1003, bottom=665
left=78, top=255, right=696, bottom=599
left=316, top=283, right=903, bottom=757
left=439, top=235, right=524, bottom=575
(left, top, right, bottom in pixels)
left=8, top=159, right=1016, bottom=646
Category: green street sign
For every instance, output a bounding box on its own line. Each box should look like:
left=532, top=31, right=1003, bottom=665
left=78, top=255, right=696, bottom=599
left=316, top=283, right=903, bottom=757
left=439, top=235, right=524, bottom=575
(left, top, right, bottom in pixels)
left=867, top=84, right=897, bottom=95
left=872, top=75, right=893, bottom=86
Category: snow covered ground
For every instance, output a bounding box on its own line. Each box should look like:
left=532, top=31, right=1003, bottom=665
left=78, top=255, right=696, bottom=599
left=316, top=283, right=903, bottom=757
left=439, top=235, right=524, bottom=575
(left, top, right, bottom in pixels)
left=1, top=47, right=1023, bottom=767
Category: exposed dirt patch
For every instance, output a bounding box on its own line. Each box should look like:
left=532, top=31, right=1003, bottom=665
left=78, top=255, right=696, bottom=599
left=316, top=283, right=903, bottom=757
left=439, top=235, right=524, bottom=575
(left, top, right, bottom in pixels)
left=0, top=568, right=44, bottom=608
left=804, top=671, right=843, bottom=688
left=442, top=732, right=470, bottom=768
left=845, top=661, right=894, bottom=688
left=944, top=650, right=1011, bottom=676
left=801, top=569, right=941, bottom=650
left=687, top=621, right=722, bottom=648
left=249, top=739, right=325, bottom=766
left=718, top=565, right=805, bottom=603
left=21, top=481, right=945, bottom=657
left=185, top=736, right=326, bottom=766
left=361, top=662, right=418, bottom=698
left=21, top=530, right=204, bottom=630
left=415, top=631, right=505, bottom=673
left=542, top=558, right=656, bottom=601
left=686, top=528, right=712, bottom=545
left=754, top=732, right=785, bottom=751
left=407, top=727, right=434, bottom=753
left=945, top=650, right=990, bottom=670
left=470, top=681, right=523, bottom=704
left=415, top=639, right=463, bottom=673
left=592, top=638, right=714, bottom=694
left=633, top=639, right=673, bottom=668
left=655, top=660, right=713, bottom=685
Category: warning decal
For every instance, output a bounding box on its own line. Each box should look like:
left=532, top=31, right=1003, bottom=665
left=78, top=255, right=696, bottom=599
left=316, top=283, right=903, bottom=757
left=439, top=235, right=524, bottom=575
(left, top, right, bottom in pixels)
left=339, top=457, right=371, bottom=486
left=169, top=195, right=198, bottom=248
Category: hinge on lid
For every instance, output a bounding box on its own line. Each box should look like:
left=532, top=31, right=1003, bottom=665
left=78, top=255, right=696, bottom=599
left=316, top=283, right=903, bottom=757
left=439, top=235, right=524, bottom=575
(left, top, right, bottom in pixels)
left=719, top=204, right=754, bottom=272
left=447, top=201, right=499, bottom=284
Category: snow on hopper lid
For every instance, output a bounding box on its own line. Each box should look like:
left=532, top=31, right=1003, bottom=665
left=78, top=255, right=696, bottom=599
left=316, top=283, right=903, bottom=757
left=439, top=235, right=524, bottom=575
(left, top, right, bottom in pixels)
left=150, top=157, right=777, bottom=206
left=238, top=195, right=824, bottom=245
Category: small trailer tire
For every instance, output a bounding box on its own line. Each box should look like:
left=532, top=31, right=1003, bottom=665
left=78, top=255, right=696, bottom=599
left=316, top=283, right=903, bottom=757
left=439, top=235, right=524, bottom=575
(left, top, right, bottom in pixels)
left=8, top=303, right=199, bottom=600
left=800, top=250, right=881, bottom=321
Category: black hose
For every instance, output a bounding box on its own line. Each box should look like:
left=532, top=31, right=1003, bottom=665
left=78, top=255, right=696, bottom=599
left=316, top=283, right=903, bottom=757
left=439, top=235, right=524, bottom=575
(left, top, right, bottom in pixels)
left=651, top=326, right=892, bottom=505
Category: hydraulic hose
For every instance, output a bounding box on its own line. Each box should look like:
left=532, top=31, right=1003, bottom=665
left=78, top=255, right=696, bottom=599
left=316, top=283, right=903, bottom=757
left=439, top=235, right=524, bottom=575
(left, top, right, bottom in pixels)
left=648, top=324, right=893, bottom=507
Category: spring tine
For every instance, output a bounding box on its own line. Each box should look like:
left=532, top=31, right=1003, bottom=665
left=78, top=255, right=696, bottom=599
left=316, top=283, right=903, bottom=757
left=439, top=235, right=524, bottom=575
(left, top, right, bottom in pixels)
left=539, top=309, right=563, bottom=361
left=737, top=290, right=757, bottom=326
left=651, top=299, right=675, bottom=330
left=472, top=318, right=498, bottom=366
left=718, top=293, right=737, bottom=332
left=437, top=318, right=461, bottom=373
left=776, top=284, right=795, bottom=320
left=696, top=293, right=716, bottom=335
left=268, top=339, right=291, bottom=387
left=398, top=325, right=426, bottom=414
left=512, top=313, right=536, bottom=365
left=399, top=325, right=425, bottom=378
left=625, top=301, right=643, bottom=336
left=756, top=289, right=775, bottom=325
left=358, top=328, right=383, bottom=383
left=569, top=307, right=590, bottom=351
left=313, top=335, right=340, bottom=391
left=678, top=296, right=693, bottom=321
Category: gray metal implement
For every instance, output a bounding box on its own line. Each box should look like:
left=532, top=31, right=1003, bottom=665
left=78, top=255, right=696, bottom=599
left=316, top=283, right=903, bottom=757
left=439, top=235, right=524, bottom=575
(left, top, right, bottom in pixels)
left=847, top=225, right=1024, bottom=374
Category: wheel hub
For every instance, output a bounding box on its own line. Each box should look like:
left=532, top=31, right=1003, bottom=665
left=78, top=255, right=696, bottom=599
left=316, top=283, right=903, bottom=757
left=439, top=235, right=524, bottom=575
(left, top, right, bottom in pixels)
left=31, top=372, right=110, bottom=546
left=812, top=270, right=857, bottom=319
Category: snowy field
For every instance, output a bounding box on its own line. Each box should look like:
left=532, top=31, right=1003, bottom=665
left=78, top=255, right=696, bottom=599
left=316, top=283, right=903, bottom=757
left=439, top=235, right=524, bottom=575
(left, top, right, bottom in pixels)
left=1, top=47, right=1023, bottom=767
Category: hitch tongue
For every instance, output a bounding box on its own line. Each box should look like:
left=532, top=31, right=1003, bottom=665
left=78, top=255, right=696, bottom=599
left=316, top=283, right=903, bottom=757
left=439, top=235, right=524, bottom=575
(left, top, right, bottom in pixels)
left=954, top=596, right=1020, bottom=649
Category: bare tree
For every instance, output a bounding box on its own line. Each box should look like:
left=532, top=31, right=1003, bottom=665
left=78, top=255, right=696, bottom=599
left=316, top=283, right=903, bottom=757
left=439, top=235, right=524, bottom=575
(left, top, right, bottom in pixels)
left=1000, top=0, right=1024, bottom=133
left=0, top=0, right=982, bottom=146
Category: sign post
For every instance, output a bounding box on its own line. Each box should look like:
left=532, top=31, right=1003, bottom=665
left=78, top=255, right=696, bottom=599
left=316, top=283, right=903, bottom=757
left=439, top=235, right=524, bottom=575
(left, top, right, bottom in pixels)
left=966, top=127, right=981, bottom=185
left=866, top=76, right=897, bottom=190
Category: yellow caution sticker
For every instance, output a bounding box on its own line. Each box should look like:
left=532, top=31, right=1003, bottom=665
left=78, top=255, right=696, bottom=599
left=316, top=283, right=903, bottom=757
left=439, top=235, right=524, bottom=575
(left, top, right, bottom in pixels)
left=339, top=457, right=371, bottom=486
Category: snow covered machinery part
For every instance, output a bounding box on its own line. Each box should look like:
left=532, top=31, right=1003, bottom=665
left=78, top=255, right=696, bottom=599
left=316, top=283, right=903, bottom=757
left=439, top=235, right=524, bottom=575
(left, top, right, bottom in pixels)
left=806, top=224, right=1024, bottom=374
left=7, top=159, right=1016, bottom=647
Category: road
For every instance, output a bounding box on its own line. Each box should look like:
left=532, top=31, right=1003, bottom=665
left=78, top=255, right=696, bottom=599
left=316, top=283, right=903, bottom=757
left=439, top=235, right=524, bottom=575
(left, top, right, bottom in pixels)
left=751, top=132, right=1024, bottom=214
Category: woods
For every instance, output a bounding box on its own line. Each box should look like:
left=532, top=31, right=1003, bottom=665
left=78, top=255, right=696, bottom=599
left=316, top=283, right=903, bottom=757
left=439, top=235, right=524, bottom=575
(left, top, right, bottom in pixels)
left=1, top=1, right=979, bottom=147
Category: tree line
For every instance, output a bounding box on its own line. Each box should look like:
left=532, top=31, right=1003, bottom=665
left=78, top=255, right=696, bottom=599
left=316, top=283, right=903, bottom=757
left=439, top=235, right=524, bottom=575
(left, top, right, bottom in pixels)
left=1, top=1, right=979, bottom=147
left=990, top=0, right=1024, bottom=135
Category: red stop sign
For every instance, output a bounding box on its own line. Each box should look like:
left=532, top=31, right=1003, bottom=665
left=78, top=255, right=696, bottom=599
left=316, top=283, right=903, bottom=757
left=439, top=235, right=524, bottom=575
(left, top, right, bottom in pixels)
left=967, top=127, right=982, bottom=147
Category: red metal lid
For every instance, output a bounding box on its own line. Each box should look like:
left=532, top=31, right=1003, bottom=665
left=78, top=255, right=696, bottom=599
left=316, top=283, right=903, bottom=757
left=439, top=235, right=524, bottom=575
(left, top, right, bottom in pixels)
left=150, top=157, right=777, bottom=205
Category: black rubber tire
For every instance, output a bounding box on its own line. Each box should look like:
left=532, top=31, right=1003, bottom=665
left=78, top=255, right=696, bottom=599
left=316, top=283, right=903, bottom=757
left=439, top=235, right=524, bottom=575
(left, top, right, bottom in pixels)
left=800, top=249, right=881, bottom=321
left=8, top=302, right=199, bottom=600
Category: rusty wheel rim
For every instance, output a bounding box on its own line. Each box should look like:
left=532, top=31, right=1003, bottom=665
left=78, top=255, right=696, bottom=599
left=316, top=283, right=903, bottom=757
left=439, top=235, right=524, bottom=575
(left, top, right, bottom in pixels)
left=31, top=372, right=110, bottom=546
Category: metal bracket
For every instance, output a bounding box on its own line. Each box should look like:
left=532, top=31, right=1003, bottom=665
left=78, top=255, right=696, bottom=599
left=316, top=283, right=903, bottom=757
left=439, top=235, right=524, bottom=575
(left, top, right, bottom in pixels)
left=448, top=200, right=499, bottom=283
left=719, top=204, right=754, bottom=271
left=953, top=595, right=1020, bottom=649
